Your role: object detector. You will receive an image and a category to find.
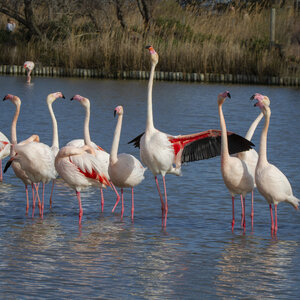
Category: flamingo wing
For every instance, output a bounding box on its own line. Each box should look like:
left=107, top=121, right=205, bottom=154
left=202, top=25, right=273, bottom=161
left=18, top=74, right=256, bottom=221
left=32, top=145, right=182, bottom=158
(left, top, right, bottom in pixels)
left=170, top=130, right=254, bottom=163
left=128, top=132, right=145, bottom=148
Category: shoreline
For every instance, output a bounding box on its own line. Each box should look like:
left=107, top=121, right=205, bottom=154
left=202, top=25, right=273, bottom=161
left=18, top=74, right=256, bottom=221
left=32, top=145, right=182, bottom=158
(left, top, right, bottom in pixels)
left=0, top=64, right=299, bottom=86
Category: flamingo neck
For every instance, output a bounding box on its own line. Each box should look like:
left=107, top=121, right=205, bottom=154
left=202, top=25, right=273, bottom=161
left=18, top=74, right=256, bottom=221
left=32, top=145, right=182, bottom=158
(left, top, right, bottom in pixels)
left=258, top=108, right=271, bottom=166
left=48, top=102, right=59, bottom=150
left=146, top=63, right=156, bottom=133
left=218, top=103, right=230, bottom=160
left=245, top=112, right=263, bottom=141
left=11, top=102, right=20, bottom=149
left=83, top=104, right=92, bottom=146
left=110, top=114, right=123, bottom=165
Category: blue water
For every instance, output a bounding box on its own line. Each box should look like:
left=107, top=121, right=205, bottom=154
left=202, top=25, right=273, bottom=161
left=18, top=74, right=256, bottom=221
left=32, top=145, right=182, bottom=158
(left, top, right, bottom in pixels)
left=0, top=75, right=299, bottom=299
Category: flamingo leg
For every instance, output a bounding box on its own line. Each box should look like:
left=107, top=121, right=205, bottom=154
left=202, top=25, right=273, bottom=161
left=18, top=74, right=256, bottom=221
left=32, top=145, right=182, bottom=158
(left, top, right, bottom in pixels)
left=49, top=180, right=55, bottom=209
left=76, top=191, right=83, bottom=225
left=33, top=183, right=41, bottom=216
left=162, top=176, right=168, bottom=227
left=243, top=196, right=246, bottom=229
left=41, top=183, right=45, bottom=219
left=112, top=185, right=120, bottom=213
left=240, top=195, right=245, bottom=228
left=155, top=176, right=165, bottom=215
left=25, top=184, right=29, bottom=215
left=131, top=187, right=134, bottom=220
left=269, top=204, right=274, bottom=233
left=274, top=204, right=278, bottom=234
left=231, top=196, right=235, bottom=231
left=251, top=190, right=254, bottom=230
left=31, top=184, right=35, bottom=217
left=121, top=188, right=124, bottom=219
left=100, top=187, right=104, bottom=212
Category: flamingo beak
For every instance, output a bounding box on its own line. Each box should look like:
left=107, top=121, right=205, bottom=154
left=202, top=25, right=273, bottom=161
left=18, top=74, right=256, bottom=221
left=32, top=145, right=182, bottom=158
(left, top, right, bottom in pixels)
left=227, top=92, right=231, bottom=99
left=114, top=109, right=117, bottom=117
left=61, top=94, right=65, bottom=99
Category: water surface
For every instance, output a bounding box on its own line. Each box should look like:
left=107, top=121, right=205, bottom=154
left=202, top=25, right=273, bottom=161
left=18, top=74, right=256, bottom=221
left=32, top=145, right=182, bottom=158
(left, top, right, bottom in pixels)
left=0, top=75, right=299, bottom=299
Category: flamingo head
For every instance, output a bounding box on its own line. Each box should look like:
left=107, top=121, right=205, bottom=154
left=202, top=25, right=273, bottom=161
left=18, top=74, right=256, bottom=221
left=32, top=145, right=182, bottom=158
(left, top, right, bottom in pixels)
left=250, top=93, right=270, bottom=111
left=217, top=91, right=231, bottom=105
left=47, top=92, right=65, bottom=104
left=3, top=94, right=21, bottom=106
left=114, top=105, right=124, bottom=117
left=70, top=94, right=90, bottom=109
left=146, top=45, right=159, bottom=66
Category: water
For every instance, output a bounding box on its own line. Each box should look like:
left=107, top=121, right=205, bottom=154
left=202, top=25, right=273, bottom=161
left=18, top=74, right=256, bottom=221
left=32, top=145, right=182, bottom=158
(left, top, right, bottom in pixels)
left=0, top=75, right=299, bottom=299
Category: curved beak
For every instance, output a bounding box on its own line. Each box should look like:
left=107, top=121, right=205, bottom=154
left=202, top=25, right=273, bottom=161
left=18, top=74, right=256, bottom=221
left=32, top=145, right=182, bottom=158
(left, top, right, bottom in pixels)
left=114, top=109, right=117, bottom=118
left=227, top=92, right=231, bottom=99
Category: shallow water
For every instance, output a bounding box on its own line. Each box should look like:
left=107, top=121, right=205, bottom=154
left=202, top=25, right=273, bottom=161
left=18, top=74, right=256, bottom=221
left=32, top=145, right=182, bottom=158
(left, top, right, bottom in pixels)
left=0, top=75, right=299, bottom=299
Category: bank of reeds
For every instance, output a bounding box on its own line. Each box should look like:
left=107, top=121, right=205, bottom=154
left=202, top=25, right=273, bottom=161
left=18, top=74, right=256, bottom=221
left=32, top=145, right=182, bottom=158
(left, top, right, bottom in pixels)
left=0, top=1, right=299, bottom=81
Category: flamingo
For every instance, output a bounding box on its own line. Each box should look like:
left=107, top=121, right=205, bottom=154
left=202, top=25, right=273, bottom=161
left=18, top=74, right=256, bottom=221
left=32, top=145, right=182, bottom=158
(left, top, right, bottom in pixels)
left=234, top=109, right=263, bottom=229
left=129, top=46, right=254, bottom=227
left=3, top=94, right=39, bottom=214
left=218, top=91, right=254, bottom=231
left=108, top=106, right=146, bottom=220
left=23, top=61, right=34, bottom=83
left=67, top=94, right=118, bottom=212
left=4, top=92, right=65, bottom=217
left=0, top=131, right=10, bottom=181
left=55, top=144, right=110, bottom=224
left=251, top=93, right=299, bottom=234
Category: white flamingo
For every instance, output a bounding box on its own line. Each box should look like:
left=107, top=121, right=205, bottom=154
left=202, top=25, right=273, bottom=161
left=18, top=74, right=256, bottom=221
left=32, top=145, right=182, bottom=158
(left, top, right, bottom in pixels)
left=218, top=91, right=254, bottom=231
left=55, top=144, right=110, bottom=224
left=108, top=105, right=146, bottom=220
left=3, top=94, right=39, bottom=214
left=5, top=92, right=65, bottom=217
left=251, top=93, right=299, bottom=234
left=67, top=94, right=118, bottom=212
left=235, top=110, right=264, bottom=228
left=129, top=46, right=254, bottom=227
left=0, top=131, right=10, bottom=181
left=24, top=61, right=35, bottom=84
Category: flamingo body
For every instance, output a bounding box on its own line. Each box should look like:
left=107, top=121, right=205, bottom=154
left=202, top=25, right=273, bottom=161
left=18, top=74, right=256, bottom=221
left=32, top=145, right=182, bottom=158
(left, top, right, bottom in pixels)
left=23, top=61, right=35, bottom=83
left=0, top=132, right=10, bottom=181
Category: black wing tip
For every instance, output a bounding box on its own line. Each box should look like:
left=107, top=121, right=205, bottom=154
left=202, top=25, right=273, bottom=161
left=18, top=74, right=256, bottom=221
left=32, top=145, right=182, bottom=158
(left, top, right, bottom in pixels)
left=128, top=132, right=144, bottom=148
left=3, top=160, right=13, bottom=173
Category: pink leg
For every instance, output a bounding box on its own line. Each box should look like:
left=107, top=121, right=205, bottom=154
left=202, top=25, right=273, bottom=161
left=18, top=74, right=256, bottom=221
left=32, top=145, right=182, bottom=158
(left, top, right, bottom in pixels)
left=112, top=185, right=120, bottom=213
left=32, top=184, right=35, bottom=217
left=41, top=183, right=45, bottom=219
left=251, top=190, right=254, bottom=230
left=33, top=183, right=41, bottom=216
left=155, top=176, right=165, bottom=216
left=131, top=187, right=134, bottom=220
left=243, top=196, right=246, bottom=229
left=162, top=176, right=168, bottom=227
left=49, top=180, right=55, bottom=209
left=240, top=195, right=245, bottom=228
left=100, top=187, right=104, bottom=212
left=269, top=204, right=274, bottom=233
left=274, top=204, right=278, bottom=234
left=25, top=184, right=29, bottom=214
left=76, top=191, right=83, bottom=225
left=231, top=196, right=235, bottom=231
left=121, top=188, right=124, bottom=219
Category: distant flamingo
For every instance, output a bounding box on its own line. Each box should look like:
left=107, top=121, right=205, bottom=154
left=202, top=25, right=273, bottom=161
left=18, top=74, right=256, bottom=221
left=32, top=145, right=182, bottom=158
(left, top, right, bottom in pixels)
left=129, top=45, right=254, bottom=227
left=235, top=110, right=263, bottom=229
left=3, top=94, right=38, bottom=213
left=55, top=144, right=110, bottom=224
left=218, top=91, right=254, bottom=231
left=251, top=93, right=299, bottom=234
left=0, top=131, right=10, bottom=181
left=68, top=94, right=118, bottom=212
left=109, top=106, right=146, bottom=220
left=4, top=92, right=65, bottom=217
left=24, top=61, right=34, bottom=83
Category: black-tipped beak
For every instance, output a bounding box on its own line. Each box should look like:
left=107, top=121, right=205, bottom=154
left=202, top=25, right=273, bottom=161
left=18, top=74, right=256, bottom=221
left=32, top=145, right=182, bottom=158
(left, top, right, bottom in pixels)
left=3, top=159, right=13, bottom=173
left=3, top=95, right=7, bottom=101
left=114, top=110, right=117, bottom=117
left=250, top=94, right=255, bottom=100
left=62, top=94, right=65, bottom=99
left=145, top=45, right=151, bottom=49
left=227, top=92, right=231, bottom=99
left=70, top=96, right=74, bottom=101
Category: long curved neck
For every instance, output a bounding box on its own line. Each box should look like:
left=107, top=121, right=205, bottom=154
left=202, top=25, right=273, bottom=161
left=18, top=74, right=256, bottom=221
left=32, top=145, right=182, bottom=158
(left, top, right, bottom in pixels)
left=110, top=114, right=123, bottom=164
left=11, top=102, right=20, bottom=146
left=48, top=102, right=59, bottom=149
left=218, top=103, right=230, bottom=160
left=258, top=108, right=270, bottom=165
left=146, top=63, right=156, bottom=132
left=245, top=112, right=263, bottom=141
left=83, top=104, right=92, bottom=146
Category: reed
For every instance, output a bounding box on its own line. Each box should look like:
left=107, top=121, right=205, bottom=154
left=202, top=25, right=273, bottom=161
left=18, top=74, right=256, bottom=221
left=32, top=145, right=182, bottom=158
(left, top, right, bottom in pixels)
left=0, top=0, right=298, bottom=78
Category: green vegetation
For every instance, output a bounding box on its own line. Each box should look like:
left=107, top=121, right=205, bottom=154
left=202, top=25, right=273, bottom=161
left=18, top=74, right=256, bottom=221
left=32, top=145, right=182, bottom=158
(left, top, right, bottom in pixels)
left=0, top=0, right=299, bottom=78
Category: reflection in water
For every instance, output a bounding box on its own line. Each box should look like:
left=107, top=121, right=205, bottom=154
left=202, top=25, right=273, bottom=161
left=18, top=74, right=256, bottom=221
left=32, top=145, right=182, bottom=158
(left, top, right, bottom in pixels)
left=215, top=235, right=298, bottom=298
